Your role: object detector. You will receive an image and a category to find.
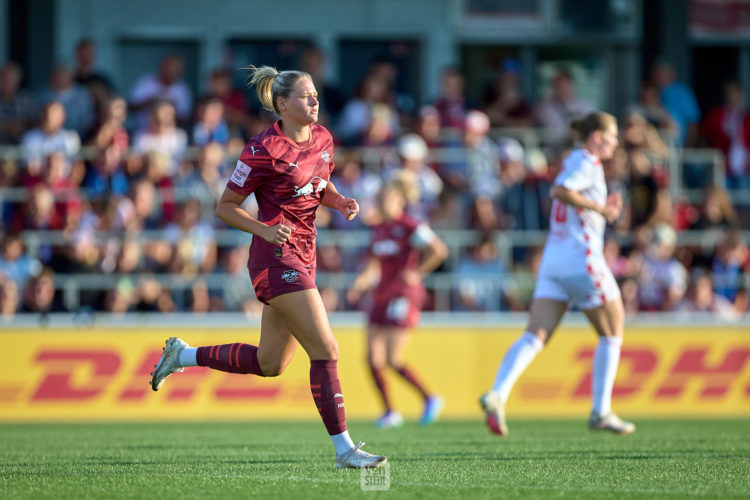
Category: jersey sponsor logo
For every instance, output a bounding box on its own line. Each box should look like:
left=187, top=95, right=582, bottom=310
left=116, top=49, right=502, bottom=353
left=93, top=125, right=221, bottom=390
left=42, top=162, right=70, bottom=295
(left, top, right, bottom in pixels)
left=249, top=145, right=259, bottom=156
left=372, top=239, right=399, bottom=256
left=321, top=150, right=331, bottom=162
left=230, top=160, right=252, bottom=186
left=281, top=269, right=300, bottom=283
left=292, top=176, right=328, bottom=197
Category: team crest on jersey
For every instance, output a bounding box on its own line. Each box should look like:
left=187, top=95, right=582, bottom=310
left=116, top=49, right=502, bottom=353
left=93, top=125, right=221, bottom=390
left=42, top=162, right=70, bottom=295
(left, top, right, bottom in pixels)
left=321, top=150, right=331, bottom=162
left=281, top=269, right=300, bottom=283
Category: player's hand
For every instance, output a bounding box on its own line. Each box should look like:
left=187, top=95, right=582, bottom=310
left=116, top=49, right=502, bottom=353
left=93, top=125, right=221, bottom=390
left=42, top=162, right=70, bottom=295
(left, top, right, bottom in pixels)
left=401, top=270, right=422, bottom=286
left=263, top=223, right=293, bottom=245
left=337, top=197, right=360, bottom=221
left=602, top=192, right=622, bottom=223
left=346, top=288, right=362, bottom=304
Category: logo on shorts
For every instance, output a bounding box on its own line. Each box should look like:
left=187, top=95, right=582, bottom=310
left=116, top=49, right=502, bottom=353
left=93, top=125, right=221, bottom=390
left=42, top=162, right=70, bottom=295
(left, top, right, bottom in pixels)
left=281, top=269, right=300, bottom=282
left=321, top=150, right=331, bottom=162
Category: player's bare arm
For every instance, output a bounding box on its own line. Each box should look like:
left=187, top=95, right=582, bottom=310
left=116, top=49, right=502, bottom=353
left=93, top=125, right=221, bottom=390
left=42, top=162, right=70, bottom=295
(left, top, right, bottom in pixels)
left=550, top=185, right=621, bottom=223
left=406, top=235, right=448, bottom=284
left=216, top=188, right=293, bottom=245
left=347, top=257, right=381, bottom=303
left=322, top=181, right=359, bottom=220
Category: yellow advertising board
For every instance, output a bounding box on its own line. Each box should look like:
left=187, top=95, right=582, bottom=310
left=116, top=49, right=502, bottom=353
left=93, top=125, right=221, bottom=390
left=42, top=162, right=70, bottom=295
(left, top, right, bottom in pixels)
left=0, top=326, right=748, bottom=421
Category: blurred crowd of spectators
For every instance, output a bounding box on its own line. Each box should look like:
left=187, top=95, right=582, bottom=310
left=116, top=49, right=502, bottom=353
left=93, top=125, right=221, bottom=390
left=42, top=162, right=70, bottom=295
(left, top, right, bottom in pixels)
left=0, top=40, right=748, bottom=319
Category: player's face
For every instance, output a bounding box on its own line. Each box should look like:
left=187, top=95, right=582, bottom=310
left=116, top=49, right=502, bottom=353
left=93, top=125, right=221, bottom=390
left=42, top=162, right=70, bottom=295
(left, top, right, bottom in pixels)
left=597, top=124, right=619, bottom=160
left=280, top=77, right=319, bottom=126
left=378, top=187, right=404, bottom=220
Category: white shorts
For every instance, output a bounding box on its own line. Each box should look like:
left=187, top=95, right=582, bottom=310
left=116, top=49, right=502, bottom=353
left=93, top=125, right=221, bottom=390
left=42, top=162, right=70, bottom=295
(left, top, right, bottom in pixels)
left=533, top=265, right=621, bottom=310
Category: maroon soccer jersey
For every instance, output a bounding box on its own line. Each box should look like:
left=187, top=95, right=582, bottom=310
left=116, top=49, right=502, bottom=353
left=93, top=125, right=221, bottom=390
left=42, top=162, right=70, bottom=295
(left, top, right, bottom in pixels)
left=227, top=121, right=335, bottom=269
left=370, top=214, right=426, bottom=304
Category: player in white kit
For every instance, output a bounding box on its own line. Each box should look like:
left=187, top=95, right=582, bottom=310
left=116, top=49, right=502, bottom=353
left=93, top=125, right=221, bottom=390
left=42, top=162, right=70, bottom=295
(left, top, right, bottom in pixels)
left=480, top=112, right=635, bottom=436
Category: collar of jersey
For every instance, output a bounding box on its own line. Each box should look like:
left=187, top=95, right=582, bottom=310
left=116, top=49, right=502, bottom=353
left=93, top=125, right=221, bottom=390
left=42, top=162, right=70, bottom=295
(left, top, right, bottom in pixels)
left=274, top=120, right=314, bottom=150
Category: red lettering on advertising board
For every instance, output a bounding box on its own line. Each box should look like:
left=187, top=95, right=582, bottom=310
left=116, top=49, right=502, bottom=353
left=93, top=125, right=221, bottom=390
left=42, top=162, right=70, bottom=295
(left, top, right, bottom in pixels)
left=32, top=350, right=121, bottom=401
left=656, top=347, right=750, bottom=398
left=572, top=348, right=658, bottom=398
left=213, top=373, right=281, bottom=400
left=118, top=349, right=211, bottom=401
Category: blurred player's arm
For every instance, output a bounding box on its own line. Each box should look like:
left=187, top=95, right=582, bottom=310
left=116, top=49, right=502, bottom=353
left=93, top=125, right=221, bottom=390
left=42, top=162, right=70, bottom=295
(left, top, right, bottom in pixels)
left=322, top=181, right=359, bottom=220
left=403, top=226, right=449, bottom=286
left=216, top=188, right=292, bottom=246
left=550, top=185, right=622, bottom=223
left=347, top=257, right=381, bottom=303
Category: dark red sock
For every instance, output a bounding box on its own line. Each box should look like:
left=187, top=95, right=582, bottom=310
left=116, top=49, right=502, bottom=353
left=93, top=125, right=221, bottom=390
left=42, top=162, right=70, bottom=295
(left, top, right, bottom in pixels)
left=369, top=363, right=392, bottom=412
left=310, top=359, right=347, bottom=435
left=196, top=343, right=264, bottom=375
left=394, top=365, right=430, bottom=400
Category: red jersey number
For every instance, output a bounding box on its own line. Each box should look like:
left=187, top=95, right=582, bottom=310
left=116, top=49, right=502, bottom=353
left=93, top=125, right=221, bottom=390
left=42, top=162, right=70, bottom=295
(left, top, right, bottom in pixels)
left=553, top=200, right=567, bottom=224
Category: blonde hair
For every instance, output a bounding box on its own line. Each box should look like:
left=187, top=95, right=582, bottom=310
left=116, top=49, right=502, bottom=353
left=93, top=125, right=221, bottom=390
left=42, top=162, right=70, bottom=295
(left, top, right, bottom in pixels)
left=247, top=65, right=311, bottom=114
left=570, top=111, right=617, bottom=141
left=387, top=170, right=420, bottom=204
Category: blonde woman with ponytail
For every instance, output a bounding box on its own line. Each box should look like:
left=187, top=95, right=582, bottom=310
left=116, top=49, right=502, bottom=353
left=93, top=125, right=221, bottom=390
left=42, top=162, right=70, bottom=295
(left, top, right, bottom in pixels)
left=151, top=65, right=386, bottom=469
left=480, top=111, right=636, bottom=437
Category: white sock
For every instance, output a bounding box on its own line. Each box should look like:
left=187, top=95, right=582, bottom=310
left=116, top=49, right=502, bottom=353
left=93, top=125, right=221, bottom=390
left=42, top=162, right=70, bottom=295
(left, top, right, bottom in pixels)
left=492, top=332, right=544, bottom=403
left=331, top=430, right=356, bottom=455
left=591, top=336, right=622, bottom=416
left=177, top=347, right=198, bottom=368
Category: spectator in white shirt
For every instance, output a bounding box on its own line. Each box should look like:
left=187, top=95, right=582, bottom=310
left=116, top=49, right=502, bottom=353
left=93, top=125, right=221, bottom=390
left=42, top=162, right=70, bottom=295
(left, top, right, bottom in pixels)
left=20, top=101, right=80, bottom=175
left=129, top=54, right=192, bottom=129
left=132, top=100, right=187, bottom=175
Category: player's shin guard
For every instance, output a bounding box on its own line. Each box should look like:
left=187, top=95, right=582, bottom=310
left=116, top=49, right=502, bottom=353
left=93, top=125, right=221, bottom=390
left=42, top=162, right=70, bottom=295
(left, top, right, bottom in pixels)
left=310, top=359, right=347, bottom=435
left=592, top=336, right=622, bottom=416
left=196, top=343, right=265, bottom=375
left=368, top=364, right=392, bottom=412
left=394, top=365, right=430, bottom=400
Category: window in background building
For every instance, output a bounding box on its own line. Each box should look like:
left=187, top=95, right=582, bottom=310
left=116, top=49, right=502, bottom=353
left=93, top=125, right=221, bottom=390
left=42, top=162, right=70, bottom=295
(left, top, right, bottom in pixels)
left=465, top=0, right=539, bottom=16
left=118, top=39, right=199, bottom=104
left=536, top=47, right=608, bottom=111
left=337, top=39, right=421, bottom=108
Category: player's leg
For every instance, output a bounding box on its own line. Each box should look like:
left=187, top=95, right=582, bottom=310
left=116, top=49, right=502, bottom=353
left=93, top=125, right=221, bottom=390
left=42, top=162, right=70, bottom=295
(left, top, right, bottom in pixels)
left=367, top=325, right=402, bottom=428
left=268, top=289, right=386, bottom=468
left=150, top=305, right=298, bottom=391
left=480, top=297, right=567, bottom=435
left=582, top=296, right=635, bottom=434
left=385, top=327, right=443, bottom=425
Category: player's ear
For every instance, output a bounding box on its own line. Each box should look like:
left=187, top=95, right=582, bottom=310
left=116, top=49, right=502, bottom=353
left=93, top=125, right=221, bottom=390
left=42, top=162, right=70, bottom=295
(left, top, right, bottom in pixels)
left=277, top=96, right=287, bottom=113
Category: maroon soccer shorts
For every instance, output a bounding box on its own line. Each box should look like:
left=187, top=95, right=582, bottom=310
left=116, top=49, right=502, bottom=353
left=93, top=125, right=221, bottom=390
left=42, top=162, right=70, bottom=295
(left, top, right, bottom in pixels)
left=249, top=265, right=317, bottom=305
left=369, top=294, right=423, bottom=329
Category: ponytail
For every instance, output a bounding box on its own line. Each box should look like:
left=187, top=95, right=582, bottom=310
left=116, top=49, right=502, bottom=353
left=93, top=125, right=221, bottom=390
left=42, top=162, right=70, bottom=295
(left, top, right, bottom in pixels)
left=246, top=65, right=311, bottom=114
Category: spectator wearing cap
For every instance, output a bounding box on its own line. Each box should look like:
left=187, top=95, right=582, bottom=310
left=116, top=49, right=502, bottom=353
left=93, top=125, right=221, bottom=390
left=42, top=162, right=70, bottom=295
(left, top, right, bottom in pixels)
left=434, top=67, right=468, bottom=130
left=39, top=64, right=95, bottom=139
left=129, top=54, right=193, bottom=129
left=500, top=140, right=552, bottom=232
left=535, top=68, right=594, bottom=146
left=481, top=57, right=533, bottom=128
left=700, top=81, right=750, bottom=190
left=637, top=223, right=688, bottom=311
left=652, top=60, right=700, bottom=146
left=384, top=133, right=442, bottom=220
left=0, top=62, right=37, bottom=145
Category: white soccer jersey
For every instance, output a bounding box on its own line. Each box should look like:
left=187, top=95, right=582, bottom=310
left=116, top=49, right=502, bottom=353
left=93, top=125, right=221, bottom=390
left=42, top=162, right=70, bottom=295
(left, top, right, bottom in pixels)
left=535, top=149, right=619, bottom=309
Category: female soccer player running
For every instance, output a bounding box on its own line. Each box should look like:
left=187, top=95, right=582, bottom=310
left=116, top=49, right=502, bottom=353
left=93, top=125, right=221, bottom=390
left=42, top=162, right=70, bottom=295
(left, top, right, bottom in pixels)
left=480, top=112, right=635, bottom=436
left=348, top=173, right=448, bottom=429
left=150, top=66, right=387, bottom=469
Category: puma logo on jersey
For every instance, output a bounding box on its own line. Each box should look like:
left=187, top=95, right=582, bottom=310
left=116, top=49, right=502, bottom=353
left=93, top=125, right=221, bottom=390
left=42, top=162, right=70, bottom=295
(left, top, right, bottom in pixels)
left=293, top=176, right=328, bottom=197
left=287, top=161, right=299, bottom=169
left=230, top=160, right=252, bottom=186
left=249, top=145, right=259, bottom=156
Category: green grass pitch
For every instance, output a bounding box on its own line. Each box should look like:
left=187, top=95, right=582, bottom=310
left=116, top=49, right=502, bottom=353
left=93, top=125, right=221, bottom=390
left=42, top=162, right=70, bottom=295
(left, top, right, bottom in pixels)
left=1, top=419, right=748, bottom=499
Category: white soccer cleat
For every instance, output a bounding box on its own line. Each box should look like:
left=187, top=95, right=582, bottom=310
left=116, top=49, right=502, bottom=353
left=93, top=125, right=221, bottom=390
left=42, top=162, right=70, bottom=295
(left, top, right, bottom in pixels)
left=375, top=411, right=404, bottom=429
left=150, top=337, right=189, bottom=391
left=479, top=391, right=508, bottom=436
left=588, top=411, right=636, bottom=435
left=335, top=442, right=388, bottom=469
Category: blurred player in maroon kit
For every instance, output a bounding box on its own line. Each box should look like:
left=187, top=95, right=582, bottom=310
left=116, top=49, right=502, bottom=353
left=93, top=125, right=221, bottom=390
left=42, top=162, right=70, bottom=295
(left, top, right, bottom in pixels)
left=348, top=172, right=448, bottom=428
left=150, top=66, right=386, bottom=469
